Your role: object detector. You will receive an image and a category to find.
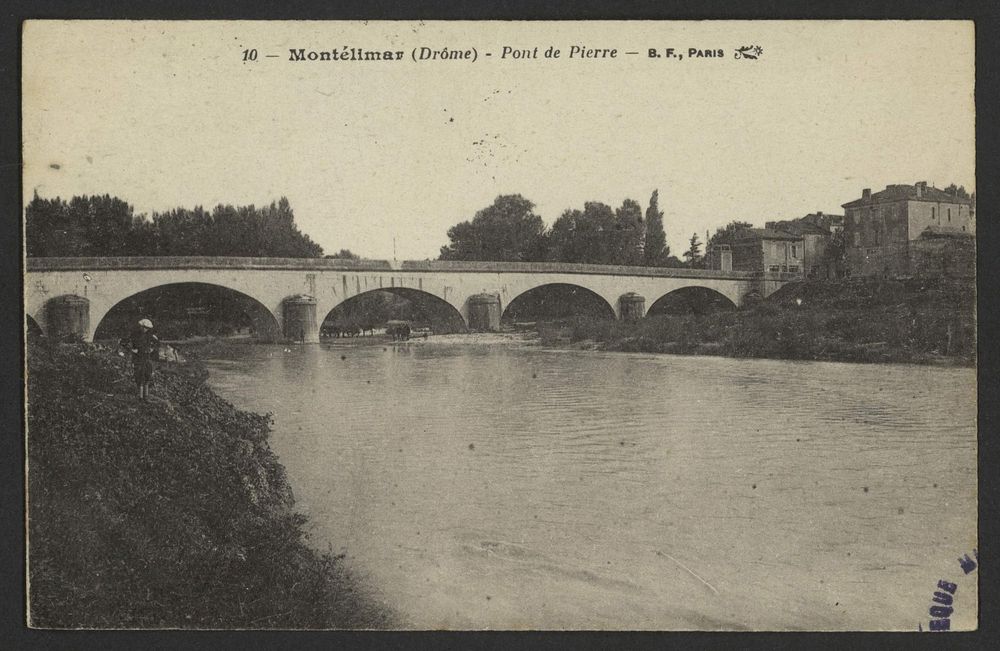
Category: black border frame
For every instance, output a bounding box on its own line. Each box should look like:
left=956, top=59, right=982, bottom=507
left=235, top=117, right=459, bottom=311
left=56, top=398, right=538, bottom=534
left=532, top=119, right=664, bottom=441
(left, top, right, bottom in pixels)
left=2, top=2, right=997, bottom=649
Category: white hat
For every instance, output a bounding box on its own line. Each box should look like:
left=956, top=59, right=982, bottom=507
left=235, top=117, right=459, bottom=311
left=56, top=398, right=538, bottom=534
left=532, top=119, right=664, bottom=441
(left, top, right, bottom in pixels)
left=138, top=318, right=153, bottom=329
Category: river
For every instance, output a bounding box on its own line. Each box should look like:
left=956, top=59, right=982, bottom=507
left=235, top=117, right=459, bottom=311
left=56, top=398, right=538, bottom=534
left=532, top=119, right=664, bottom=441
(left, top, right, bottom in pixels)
left=202, top=341, right=977, bottom=630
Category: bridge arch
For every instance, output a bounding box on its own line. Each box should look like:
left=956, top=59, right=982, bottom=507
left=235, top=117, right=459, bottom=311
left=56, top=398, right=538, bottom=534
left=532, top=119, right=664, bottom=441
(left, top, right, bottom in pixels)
left=647, top=286, right=738, bottom=317
left=501, top=283, right=617, bottom=323
left=92, top=282, right=281, bottom=342
left=322, top=287, right=468, bottom=335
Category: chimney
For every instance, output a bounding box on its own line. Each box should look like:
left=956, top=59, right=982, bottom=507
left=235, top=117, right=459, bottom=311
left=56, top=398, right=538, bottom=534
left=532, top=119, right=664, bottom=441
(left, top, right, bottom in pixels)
left=862, top=188, right=871, bottom=201
left=916, top=181, right=926, bottom=198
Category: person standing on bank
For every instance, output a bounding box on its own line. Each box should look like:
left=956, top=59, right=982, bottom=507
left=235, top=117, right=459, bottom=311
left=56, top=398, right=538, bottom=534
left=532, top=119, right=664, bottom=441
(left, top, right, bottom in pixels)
left=130, top=318, right=158, bottom=400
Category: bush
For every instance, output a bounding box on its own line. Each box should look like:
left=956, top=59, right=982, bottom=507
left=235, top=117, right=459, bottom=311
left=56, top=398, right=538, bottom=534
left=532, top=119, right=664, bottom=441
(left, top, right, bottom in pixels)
left=26, top=343, right=392, bottom=629
left=532, top=279, right=975, bottom=366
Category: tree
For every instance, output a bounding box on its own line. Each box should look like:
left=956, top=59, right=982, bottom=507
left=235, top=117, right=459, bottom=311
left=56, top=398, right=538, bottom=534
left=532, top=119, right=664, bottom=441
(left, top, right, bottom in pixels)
left=548, top=202, right=615, bottom=264
left=707, top=221, right=755, bottom=249
left=683, top=233, right=703, bottom=267
left=438, top=194, right=548, bottom=262
left=944, top=183, right=970, bottom=199
left=643, top=190, right=670, bottom=266
left=614, top=198, right=645, bottom=266
left=26, top=193, right=325, bottom=258
left=547, top=198, right=651, bottom=265
left=25, top=193, right=154, bottom=257
left=325, top=249, right=361, bottom=260
left=823, top=229, right=847, bottom=278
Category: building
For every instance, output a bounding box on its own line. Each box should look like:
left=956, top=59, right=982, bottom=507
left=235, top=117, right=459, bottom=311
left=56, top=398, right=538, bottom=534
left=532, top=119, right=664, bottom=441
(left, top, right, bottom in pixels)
left=706, top=228, right=805, bottom=276
left=797, top=211, right=844, bottom=234
left=841, top=182, right=974, bottom=277
left=765, top=213, right=843, bottom=279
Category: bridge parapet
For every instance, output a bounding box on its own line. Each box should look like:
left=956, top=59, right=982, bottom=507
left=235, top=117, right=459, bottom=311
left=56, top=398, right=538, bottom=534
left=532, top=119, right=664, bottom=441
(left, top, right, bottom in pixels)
left=25, top=256, right=394, bottom=272
left=401, top=259, right=762, bottom=280
left=26, top=256, right=795, bottom=284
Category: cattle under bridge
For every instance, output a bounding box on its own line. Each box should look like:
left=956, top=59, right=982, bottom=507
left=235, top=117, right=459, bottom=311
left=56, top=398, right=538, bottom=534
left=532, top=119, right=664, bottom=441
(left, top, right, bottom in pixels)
left=24, top=257, right=797, bottom=342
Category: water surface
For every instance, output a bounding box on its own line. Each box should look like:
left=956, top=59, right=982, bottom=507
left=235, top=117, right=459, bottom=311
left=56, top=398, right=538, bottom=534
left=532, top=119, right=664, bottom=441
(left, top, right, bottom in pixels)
left=203, top=343, right=977, bottom=630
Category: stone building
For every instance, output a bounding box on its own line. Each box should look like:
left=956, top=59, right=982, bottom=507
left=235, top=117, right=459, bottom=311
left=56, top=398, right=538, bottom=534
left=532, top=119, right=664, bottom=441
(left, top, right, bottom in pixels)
left=841, top=182, right=974, bottom=277
left=706, top=228, right=805, bottom=276
left=765, top=213, right=843, bottom=279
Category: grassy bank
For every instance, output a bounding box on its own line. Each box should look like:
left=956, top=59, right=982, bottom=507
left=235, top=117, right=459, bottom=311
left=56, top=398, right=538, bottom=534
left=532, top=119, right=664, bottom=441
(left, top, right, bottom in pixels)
left=26, top=341, right=393, bottom=628
left=538, top=278, right=975, bottom=366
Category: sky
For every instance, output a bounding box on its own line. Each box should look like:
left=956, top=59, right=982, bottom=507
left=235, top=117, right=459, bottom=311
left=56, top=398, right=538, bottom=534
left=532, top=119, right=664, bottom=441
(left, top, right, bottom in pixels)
left=22, top=21, right=975, bottom=260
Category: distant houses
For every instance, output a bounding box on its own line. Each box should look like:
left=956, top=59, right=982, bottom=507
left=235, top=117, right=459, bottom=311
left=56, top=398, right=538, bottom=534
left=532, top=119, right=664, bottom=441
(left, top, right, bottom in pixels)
left=704, top=181, right=974, bottom=280
left=705, top=218, right=839, bottom=279
left=841, top=182, right=975, bottom=278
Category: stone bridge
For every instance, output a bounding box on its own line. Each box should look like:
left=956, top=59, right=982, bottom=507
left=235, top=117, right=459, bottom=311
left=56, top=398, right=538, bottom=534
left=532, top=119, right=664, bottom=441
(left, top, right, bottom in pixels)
left=24, top=257, right=796, bottom=342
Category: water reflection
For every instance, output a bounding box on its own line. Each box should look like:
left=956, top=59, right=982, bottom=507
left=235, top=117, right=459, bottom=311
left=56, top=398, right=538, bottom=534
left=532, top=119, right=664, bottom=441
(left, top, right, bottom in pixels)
left=204, top=344, right=977, bottom=630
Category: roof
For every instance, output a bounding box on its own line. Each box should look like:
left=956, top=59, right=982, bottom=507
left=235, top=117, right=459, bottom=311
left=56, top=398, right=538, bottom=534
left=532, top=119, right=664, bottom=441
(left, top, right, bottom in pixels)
left=799, top=212, right=844, bottom=227
left=842, top=183, right=973, bottom=208
left=918, top=226, right=975, bottom=239
left=766, top=219, right=830, bottom=236
left=734, top=228, right=802, bottom=242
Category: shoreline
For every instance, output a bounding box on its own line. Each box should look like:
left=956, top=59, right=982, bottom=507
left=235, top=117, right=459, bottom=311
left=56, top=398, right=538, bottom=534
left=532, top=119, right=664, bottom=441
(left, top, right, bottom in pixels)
left=172, top=324, right=973, bottom=368
left=26, top=341, right=394, bottom=629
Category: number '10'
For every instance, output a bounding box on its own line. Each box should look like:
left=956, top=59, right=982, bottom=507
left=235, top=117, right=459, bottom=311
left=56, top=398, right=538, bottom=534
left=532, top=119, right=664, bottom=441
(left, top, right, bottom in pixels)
left=242, top=49, right=258, bottom=61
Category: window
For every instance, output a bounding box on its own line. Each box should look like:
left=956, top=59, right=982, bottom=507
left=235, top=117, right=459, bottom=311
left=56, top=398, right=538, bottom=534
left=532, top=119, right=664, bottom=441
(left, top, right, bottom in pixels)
left=932, top=207, right=936, bottom=219
left=853, top=232, right=860, bottom=246
left=768, top=265, right=781, bottom=272
left=781, top=265, right=788, bottom=272
left=948, top=208, right=951, bottom=222
left=791, top=244, right=798, bottom=258
left=788, top=265, right=800, bottom=273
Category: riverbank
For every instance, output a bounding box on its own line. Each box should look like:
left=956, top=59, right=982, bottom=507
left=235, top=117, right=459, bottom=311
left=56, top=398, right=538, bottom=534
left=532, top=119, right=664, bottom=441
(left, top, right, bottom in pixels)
left=170, top=277, right=975, bottom=367
left=26, top=340, right=393, bottom=628
left=539, top=278, right=976, bottom=366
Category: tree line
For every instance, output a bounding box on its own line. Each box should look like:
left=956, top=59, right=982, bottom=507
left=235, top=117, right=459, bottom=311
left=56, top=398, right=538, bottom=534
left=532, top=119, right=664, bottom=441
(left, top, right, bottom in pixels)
left=26, top=190, right=782, bottom=268
left=438, top=192, right=685, bottom=267
left=437, top=195, right=851, bottom=270
left=25, top=194, right=324, bottom=258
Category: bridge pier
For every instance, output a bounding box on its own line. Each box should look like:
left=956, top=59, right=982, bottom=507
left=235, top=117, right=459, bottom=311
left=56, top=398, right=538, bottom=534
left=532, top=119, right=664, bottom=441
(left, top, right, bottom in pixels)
left=283, top=294, right=319, bottom=343
left=468, top=293, right=501, bottom=332
left=45, top=295, right=90, bottom=341
left=618, top=293, right=645, bottom=321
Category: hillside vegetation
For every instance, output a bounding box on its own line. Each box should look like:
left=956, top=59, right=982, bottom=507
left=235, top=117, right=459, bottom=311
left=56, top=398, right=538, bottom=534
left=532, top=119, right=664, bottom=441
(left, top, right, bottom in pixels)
left=539, top=278, right=975, bottom=366
left=26, top=342, right=391, bottom=628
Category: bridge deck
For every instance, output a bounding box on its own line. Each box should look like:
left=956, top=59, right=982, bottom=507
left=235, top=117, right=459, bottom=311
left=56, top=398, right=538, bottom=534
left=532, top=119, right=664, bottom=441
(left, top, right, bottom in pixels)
left=25, top=256, right=799, bottom=282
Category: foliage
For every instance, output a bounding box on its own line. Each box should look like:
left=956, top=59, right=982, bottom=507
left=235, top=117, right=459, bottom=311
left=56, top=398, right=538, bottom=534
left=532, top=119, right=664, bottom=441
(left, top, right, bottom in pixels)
left=944, top=184, right=970, bottom=199
left=325, top=249, right=361, bottom=260
left=151, top=198, right=323, bottom=257
left=538, top=278, right=975, bottom=365
left=707, top=220, right=754, bottom=249
left=25, top=193, right=155, bottom=257
left=683, top=233, right=703, bottom=267
left=26, top=194, right=324, bottom=258
left=438, top=194, right=548, bottom=262
left=823, top=229, right=847, bottom=278
left=614, top=198, right=645, bottom=266
left=324, top=291, right=424, bottom=327
left=26, top=343, right=392, bottom=628
left=440, top=192, right=675, bottom=267
left=548, top=199, right=645, bottom=265
left=643, top=190, right=670, bottom=266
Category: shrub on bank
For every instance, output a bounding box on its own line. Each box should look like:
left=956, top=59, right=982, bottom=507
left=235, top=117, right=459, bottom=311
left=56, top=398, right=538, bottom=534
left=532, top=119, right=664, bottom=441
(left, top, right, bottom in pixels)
left=26, top=341, right=391, bottom=629
left=539, top=279, right=975, bottom=365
